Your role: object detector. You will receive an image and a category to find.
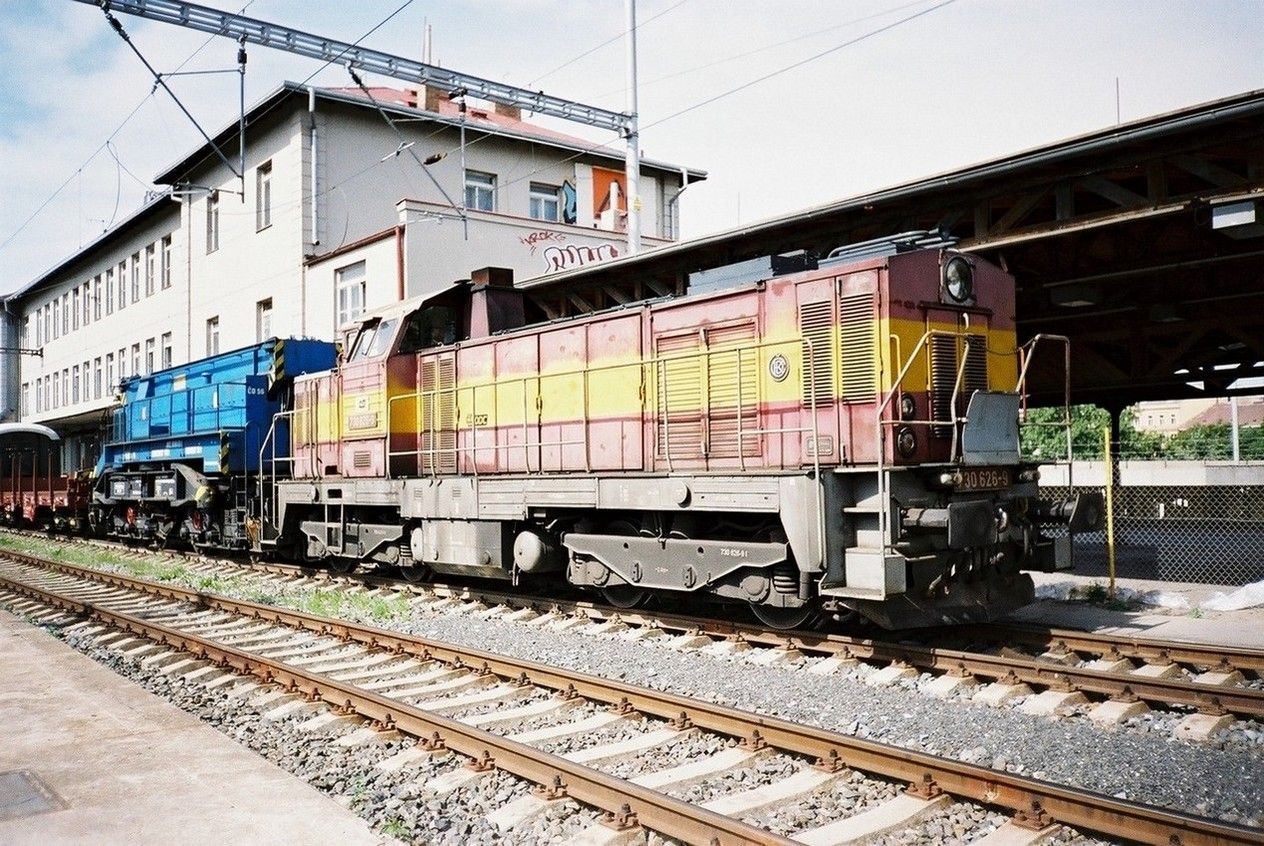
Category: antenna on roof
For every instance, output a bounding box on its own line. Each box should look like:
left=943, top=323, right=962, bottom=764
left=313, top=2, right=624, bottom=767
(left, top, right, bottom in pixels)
left=423, top=20, right=433, bottom=65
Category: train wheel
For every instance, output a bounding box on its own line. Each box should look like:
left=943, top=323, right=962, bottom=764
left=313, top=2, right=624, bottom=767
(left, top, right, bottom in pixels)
left=595, top=518, right=652, bottom=609
left=601, top=583, right=650, bottom=609
left=329, top=556, right=358, bottom=575
left=749, top=602, right=820, bottom=631
left=399, top=563, right=431, bottom=584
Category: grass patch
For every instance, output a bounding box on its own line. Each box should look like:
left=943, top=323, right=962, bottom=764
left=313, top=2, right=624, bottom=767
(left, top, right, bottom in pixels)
left=379, top=817, right=409, bottom=838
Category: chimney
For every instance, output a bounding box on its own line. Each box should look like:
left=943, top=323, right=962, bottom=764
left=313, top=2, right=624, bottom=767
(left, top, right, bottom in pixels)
left=423, top=85, right=444, bottom=113
left=467, top=267, right=524, bottom=338
left=493, top=102, right=521, bottom=121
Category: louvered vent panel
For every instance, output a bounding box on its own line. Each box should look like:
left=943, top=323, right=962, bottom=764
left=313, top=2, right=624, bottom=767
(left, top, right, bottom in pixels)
left=930, top=335, right=958, bottom=438
left=963, top=334, right=988, bottom=396
left=929, top=334, right=989, bottom=438
left=838, top=293, right=876, bottom=402
left=705, top=322, right=759, bottom=458
left=798, top=301, right=835, bottom=408
left=419, top=355, right=458, bottom=473
left=656, top=333, right=704, bottom=459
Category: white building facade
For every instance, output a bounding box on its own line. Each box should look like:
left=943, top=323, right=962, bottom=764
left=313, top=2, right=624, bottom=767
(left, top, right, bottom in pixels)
left=2, top=82, right=703, bottom=467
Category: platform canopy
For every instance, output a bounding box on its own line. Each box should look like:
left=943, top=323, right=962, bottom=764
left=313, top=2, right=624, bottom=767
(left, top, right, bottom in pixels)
left=521, top=88, right=1264, bottom=407
left=0, top=422, right=61, bottom=442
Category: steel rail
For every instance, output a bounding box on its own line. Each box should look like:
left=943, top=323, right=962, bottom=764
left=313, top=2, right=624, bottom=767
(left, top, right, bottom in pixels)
left=2, top=529, right=1259, bottom=713
left=0, top=570, right=787, bottom=846
left=958, top=622, right=1264, bottom=676
left=3, top=552, right=1260, bottom=846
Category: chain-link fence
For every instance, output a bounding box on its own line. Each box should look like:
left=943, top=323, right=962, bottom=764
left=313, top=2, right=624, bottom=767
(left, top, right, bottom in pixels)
left=1039, top=460, right=1264, bottom=585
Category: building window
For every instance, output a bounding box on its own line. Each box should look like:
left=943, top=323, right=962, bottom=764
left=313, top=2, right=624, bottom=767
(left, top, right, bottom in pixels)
left=93, top=276, right=101, bottom=321
left=144, top=338, right=155, bottom=374
left=52, top=298, right=60, bottom=340
left=62, top=294, right=69, bottom=334
left=145, top=244, right=156, bottom=296
left=256, top=298, right=273, bottom=342
left=52, top=372, right=60, bottom=409
left=20, top=383, right=29, bottom=418
left=206, top=190, right=220, bottom=253
left=161, top=235, right=172, bottom=289
left=94, top=357, right=103, bottom=400
left=72, top=366, right=80, bottom=404
left=206, top=317, right=220, bottom=356
left=21, top=316, right=29, bottom=348
left=73, top=288, right=80, bottom=330
left=106, top=353, right=115, bottom=394
left=529, top=183, right=561, bottom=222
left=256, top=161, right=272, bottom=231
left=161, top=332, right=173, bottom=369
left=105, top=269, right=114, bottom=316
left=131, top=344, right=140, bottom=377
left=336, top=261, right=367, bottom=328
left=82, top=282, right=91, bottom=324
left=118, top=261, right=128, bottom=310
left=464, top=170, right=495, bottom=212
left=131, top=253, right=140, bottom=302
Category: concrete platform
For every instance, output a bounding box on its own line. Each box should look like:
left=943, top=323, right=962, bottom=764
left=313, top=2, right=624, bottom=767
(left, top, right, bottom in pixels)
left=1018, top=573, right=1264, bottom=649
left=0, top=610, right=382, bottom=846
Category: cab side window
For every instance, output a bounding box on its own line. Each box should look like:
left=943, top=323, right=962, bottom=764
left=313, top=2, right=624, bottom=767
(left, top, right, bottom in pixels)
left=397, top=307, right=457, bottom=354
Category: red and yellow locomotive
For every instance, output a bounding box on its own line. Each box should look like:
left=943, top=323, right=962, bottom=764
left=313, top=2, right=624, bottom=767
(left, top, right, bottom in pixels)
left=264, top=243, right=1100, bottom=628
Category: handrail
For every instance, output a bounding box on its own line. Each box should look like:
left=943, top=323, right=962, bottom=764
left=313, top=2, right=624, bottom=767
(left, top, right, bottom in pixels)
left=384, top=335, right=825, bottom=476
left=1016, top=333, right=1074, bottom=486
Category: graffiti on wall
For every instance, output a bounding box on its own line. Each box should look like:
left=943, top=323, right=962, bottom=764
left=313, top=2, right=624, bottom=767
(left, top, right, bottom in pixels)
left=519, top=230, right=566, bottom=254
left=542, top=243, right=620, bottom=273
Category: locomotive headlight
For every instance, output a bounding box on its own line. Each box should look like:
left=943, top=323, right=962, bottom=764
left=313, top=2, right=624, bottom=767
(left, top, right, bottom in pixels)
left=900, top=393, right=917, bottom=420
left=896, top=426, right=918, bottom=458
left=943, top=256, right=975, bottom=304
left=1018, top=468, right=1041, bottom=482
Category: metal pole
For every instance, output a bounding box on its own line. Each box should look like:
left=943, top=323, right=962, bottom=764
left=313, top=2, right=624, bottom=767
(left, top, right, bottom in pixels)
left=458, top=96, right=469, bottom=241
left=1102, top=424, right=1117, bottom=600
left=624, top=0, right=641, bottom=254
left=1230, top=395, right=1241, bottom=462
left=238, top=36, right=247, bottom=201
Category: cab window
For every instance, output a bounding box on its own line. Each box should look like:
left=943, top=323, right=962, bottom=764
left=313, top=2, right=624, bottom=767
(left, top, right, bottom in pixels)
left=348, top=318, right=399, bottom=361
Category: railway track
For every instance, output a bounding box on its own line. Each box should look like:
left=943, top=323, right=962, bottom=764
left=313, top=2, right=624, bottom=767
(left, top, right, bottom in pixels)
left=3, top=527, right=1260, bottom=732
left=0, top=549, right=1261, bottom=845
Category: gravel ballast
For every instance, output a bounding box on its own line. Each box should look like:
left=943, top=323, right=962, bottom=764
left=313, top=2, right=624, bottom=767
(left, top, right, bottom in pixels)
left=12, top=541, right=1263, bottom=829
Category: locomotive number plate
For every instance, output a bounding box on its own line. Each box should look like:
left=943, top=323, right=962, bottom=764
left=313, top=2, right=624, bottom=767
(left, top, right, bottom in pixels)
left=958, top=467, right=1012, bottom=491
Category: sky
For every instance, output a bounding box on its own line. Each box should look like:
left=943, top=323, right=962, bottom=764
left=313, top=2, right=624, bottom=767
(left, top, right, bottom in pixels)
left=0, top=0, right=1261, bottom=293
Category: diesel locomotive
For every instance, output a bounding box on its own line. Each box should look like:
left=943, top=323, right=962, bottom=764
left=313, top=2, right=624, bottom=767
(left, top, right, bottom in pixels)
left=84, top=241, right=1101, bottom=629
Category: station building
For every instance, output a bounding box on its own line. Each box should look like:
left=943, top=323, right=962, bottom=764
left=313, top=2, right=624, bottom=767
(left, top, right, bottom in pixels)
left=0, top=82, right=704, bottom=469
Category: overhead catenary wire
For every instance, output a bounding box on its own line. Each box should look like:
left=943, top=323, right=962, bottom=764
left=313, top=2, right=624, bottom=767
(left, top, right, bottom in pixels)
left=100, top=5, right=243, bottom=183
left=593, top=0, right=937, bottom=99
left=642, top=0, right=958, bottom=133
left=0, top=1, right=258, bottom=261
left=525, top=0, right=692, bottom=88
left=346, top=66, right=468, bottom=237
left=480, top=0, right=959, bottom=201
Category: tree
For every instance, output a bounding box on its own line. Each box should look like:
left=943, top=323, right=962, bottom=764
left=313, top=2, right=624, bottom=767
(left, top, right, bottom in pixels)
left=1020, top=405, right=1163, bottom=460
